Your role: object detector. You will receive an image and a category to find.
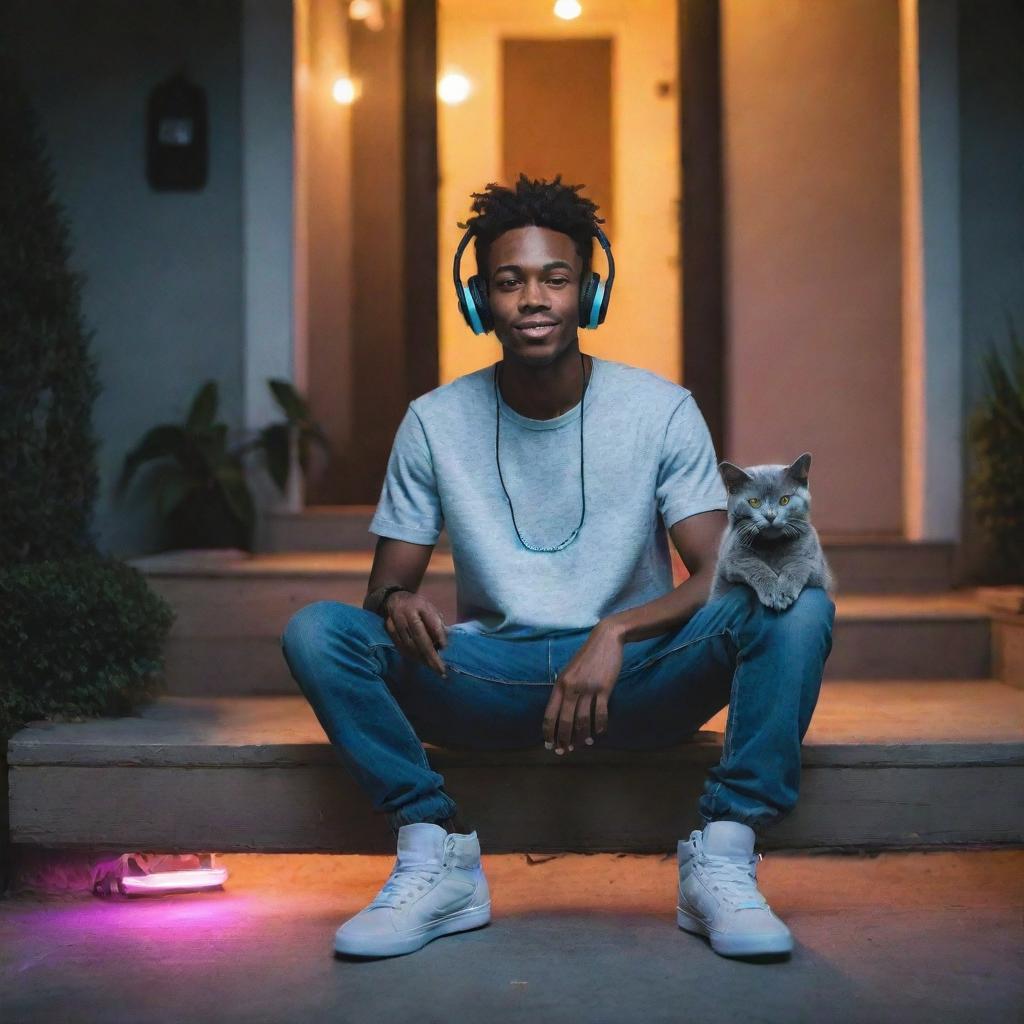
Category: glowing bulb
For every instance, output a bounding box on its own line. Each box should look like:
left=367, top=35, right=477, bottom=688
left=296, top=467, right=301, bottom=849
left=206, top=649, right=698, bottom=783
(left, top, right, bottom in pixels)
left=554, top=0, right=582, bottom=20
left=438, top=72, right=472, bottom=105
left=348, top=0, right=374, bottom=19
left=332, top=77, right=358, bottom=104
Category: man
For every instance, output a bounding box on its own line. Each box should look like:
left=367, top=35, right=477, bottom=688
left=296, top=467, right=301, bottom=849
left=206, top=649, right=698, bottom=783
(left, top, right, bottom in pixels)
left=281, top=173, right=835, bottom=961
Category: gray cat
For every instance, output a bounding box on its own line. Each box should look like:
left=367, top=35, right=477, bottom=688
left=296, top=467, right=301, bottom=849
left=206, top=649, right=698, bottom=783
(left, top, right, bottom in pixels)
left=708, top=452, right=836, bottom=611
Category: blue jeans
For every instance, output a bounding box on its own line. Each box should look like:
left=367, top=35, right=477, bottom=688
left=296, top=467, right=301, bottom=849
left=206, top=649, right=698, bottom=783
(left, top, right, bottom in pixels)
left=280, top=584, right=835, bottom=838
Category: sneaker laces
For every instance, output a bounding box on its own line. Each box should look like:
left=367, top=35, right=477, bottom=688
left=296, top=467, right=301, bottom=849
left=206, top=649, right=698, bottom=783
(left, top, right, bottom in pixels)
left=369, top=854, right=448, bottom=909
left=699, top=848, right=769, bottom=911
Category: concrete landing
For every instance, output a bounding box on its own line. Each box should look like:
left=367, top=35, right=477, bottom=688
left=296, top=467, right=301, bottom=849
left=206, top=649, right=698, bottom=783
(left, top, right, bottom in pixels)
left=8, top=680, right=1024, bottom=852
left=1, top=849, right=1020, bottom=1024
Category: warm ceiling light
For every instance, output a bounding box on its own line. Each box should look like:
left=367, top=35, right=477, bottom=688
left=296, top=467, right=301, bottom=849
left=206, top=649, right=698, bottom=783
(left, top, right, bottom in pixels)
left=332, top=77, right=359, bottom=104
left=438, top=72, right=472, bottom=105
left=349, top=0, right=384, bottom=31
left=554, top=0, right=582, bottom=20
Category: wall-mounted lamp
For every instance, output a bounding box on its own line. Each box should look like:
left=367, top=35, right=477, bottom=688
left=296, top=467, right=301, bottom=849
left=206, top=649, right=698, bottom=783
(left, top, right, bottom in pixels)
left=332, top=76, right=360, bottom=104
left=554, top=0, right=583, bottom=20
left=438, top=71, right=472, bottom=106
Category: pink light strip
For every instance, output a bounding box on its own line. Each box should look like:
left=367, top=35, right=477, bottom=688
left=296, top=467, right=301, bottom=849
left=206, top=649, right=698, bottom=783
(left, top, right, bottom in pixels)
left=121, top=867, right=229, bottom=895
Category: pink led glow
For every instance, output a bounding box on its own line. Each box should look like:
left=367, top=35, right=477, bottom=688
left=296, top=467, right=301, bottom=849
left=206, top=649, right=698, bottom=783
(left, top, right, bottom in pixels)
left=121, top=867, right=228, bottom=895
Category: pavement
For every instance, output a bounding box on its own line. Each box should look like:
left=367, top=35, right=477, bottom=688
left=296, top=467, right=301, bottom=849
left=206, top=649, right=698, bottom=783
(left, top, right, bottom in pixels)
left=1, top=848, right=1021, bottom=1024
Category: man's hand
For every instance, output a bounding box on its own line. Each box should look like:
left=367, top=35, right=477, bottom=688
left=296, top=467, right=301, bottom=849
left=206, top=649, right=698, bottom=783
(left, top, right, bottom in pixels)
left=384, top=592, right=449, bottom=678
left=542, top=622, right=625, bottom=755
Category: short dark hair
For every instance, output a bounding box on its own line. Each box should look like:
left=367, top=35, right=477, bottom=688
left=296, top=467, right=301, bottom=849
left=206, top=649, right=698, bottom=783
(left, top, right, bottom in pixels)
left=458, top=172, right=605, bottom=285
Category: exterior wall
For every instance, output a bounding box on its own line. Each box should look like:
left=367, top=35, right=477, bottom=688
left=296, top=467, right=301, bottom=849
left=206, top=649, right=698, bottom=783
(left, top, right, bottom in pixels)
left=956, top=0, right=1024, bottom=582
left=3, top=0, right=245, bottom=557
left=721, top=0, right=904, bottom=535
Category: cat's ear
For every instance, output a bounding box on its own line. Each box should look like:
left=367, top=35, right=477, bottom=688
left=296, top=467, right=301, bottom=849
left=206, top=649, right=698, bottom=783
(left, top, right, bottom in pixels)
left=719, top=461, right=751, bottom=493
left=786, top=452, right=812, bottom=486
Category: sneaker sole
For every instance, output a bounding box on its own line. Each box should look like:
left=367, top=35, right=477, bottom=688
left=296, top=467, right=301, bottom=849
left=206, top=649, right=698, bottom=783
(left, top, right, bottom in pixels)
left=677, top=905, right=793, bottom=957
left=334, top=901, right=492, bottom=958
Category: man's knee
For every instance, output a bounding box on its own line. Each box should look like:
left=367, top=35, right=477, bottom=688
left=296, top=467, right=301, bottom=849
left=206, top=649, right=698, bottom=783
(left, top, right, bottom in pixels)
left=782, top=586, right=835, bottom=634
left=280, top=600, right=364, bottom=663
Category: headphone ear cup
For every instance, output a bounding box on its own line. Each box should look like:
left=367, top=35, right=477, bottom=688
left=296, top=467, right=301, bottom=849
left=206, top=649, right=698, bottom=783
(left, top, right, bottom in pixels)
left=579, top=271, right=600, bottom=329
left=467, top=275, right=493, bottom=333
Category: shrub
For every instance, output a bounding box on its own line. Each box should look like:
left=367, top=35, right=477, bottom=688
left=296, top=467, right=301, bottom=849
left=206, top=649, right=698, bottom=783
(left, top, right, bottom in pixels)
left=966, top=318, right=1024, bottom=583
left=0, top=555, right=175, bottom=739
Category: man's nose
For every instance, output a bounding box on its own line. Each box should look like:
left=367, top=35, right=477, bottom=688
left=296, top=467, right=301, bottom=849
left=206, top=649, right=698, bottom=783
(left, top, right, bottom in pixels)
left=520, top=277, right=548, bottom=308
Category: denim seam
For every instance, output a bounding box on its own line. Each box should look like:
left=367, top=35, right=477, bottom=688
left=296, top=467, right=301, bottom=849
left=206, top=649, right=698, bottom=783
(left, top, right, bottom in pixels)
left=442, top=661, right=552, bottom=686
left=619, top=629, right=730, bottom=677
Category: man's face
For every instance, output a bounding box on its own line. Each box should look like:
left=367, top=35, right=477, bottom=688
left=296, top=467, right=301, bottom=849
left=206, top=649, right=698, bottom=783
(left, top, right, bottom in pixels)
left=485, top=225, right=583, bottom=363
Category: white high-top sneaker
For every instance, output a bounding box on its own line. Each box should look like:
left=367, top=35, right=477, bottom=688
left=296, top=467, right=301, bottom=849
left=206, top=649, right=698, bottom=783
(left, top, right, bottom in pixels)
left=677, top=820, right=793, bottom=957
left=334, top=822, right=491, bottom=957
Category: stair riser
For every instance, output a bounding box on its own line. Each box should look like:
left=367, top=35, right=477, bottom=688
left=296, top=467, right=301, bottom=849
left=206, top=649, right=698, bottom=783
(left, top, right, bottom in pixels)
left=146, top=575, right=991, bottom=694
left=10, top=761, right=1020, bottom=852
left=157, top=613, right=992, bottom=697
left=258, top=514, right=953, bottom=593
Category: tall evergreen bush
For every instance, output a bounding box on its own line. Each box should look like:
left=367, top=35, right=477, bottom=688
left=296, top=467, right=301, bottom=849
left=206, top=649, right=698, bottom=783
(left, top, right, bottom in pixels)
left=0, top=59, right=174, bottom=743
left=0, top=60, right=101, bottom=564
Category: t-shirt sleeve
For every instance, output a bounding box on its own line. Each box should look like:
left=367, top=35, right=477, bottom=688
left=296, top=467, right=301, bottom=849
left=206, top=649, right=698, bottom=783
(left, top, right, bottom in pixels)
left=368, top=404, right=443, bottom=545
left=655, top=394, right=729, bottom=529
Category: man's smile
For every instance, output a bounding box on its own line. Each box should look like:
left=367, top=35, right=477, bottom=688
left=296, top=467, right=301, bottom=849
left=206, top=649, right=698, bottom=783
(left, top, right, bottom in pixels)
left=514, top=322, right=559, bottom=341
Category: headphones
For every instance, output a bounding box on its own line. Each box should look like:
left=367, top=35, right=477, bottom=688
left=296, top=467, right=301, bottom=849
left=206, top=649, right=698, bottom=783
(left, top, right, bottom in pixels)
left=453, top=223, right=615, bottom=335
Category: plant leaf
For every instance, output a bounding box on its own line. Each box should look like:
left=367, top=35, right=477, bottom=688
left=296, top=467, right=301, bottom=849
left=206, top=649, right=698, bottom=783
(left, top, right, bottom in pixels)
left=261, top=423, right=290, bottom=492
left=215, top=464, right=256, bottom=532
left=268, top=379, right=309, bottom=423
left=186, top=381, right=219, bottom=432
left=116, top=425, right=193, bottom=496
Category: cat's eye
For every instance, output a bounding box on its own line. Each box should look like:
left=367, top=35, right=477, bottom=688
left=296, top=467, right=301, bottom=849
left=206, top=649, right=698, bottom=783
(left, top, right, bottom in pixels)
left=779, top=496, right=790, bottom=506
left=748, top=498, right=762, bottom=508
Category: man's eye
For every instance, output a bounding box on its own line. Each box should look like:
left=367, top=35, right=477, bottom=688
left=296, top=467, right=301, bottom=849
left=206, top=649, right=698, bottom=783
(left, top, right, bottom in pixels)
left=549, top=278, right=568, bottom=285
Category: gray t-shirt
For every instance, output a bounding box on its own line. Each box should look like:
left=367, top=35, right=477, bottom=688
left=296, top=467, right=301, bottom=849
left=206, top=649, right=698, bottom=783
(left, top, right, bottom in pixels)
left=369, top=355, right=728, bottom=639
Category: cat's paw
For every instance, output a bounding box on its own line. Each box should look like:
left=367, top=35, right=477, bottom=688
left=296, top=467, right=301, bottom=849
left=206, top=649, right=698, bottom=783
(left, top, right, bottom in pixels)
left=768, top=581, right=805, bottom=611
left=759, top=584, right=797, bottom=611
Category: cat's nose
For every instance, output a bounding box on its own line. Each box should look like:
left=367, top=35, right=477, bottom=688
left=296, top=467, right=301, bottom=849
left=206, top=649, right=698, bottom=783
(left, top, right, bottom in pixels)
left=764, top=512, right=777, bottom=522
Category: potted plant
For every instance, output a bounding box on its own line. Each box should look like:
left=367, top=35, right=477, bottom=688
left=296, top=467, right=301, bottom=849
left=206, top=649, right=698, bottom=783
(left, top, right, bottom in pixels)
left=966, top=316, right=1024, bottom=684
left=116, top=379, right=331, bottom=551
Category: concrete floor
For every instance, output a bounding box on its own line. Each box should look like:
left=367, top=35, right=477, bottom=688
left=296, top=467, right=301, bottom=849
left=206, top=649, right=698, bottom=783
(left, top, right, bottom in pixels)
left=1, top=849, right=1021, bottom=1024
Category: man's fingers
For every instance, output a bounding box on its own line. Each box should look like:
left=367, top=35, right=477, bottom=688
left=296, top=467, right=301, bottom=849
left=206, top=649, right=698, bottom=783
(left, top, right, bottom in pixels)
left=426, top=610, right=448, bottom=650
left=542, top=689, right=562, bottom=749
left=574, top=691, right=595, bottom=746
left=384, top=616, right=411, bottom=660
left=556, top=689, right=579, bottom=751
left=408, top=614, right=447, bottom=677
left=593, top=692, right=609, bottom=738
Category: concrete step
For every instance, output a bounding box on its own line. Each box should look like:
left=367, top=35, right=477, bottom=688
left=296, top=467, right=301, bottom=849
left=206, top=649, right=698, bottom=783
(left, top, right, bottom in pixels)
left=257, top=507, right=954, bottom=594
left=8, top=680, right=1023, bottom=854
left=126, top=549, right=993, bottom=696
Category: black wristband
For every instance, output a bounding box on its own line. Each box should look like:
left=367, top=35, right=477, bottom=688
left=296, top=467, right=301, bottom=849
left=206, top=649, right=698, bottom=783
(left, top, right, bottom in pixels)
left=365, top=584, right=412, bottom=618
